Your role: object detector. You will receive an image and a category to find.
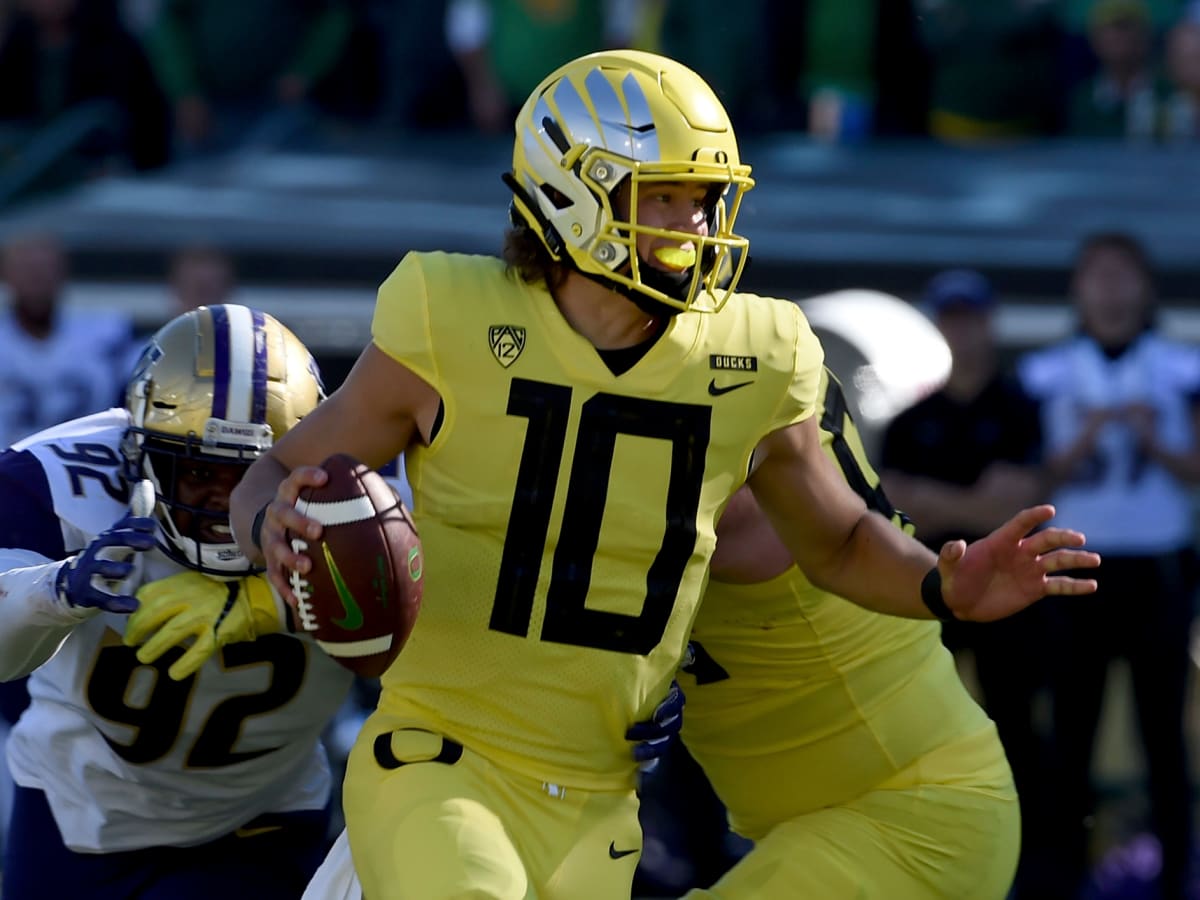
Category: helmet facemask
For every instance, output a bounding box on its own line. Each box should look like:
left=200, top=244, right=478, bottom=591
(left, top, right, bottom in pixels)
left=597, top=168, right=743, bottom=316
left=122, top=422, right=271, bottom=576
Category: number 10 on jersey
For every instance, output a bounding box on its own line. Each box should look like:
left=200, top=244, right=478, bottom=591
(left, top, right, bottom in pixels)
left=489, top=378, right=711, bottom=655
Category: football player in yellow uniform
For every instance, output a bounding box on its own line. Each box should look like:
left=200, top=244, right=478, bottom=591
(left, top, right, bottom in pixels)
left=227, top=50, right=1098, bottom=900
left=679, top=367, right=1019, bottom=899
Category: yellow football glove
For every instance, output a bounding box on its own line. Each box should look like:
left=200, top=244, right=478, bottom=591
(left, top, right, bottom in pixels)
left=124, top=571, right=286, bottom=681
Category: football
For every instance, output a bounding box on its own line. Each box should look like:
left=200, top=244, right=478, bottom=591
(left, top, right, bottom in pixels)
left=287, top=453, right=423, bottom=678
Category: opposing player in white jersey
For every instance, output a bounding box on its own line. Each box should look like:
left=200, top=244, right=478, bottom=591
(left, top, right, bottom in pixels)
left=0, top=305, right=354, bottom=900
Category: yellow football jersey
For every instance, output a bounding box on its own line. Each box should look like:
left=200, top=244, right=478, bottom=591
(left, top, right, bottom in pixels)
left=369, top=251, right=824, bottom=790
left=681, top=369, right=994, bottom=838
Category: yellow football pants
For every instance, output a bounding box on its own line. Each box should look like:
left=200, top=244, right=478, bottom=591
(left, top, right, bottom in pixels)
left=683, top=726, right=1019, bottom=900
left=343, top=722, right=642, bottom=900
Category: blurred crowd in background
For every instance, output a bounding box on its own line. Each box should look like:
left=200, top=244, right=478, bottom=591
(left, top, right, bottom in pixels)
left=2, top=0, right=1200, bottom=189
left=1, top=1, right=1200, bottom=899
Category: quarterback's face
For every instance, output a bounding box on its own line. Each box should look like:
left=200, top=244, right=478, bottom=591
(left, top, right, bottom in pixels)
left=619, top=181, right=712, bottom=273
left=170, top=459, right=245, bottom=544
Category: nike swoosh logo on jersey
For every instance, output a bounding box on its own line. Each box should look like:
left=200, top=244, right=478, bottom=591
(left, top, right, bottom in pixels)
left=608, top=841, right=639, bottom=859
left=324, top=544, right=364, bottom=630
left=707, top=378, right=754, bottom=396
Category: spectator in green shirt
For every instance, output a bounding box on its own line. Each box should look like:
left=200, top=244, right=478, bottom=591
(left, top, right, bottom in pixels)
left=1162, top=12, right=1200, bottom=138
left=445, top=0, right=617, bottom=134
left=1066, top=0, right=1170, bottom=139
left=915, top=0, right=1066, bottom=141
left=144, top=0, right=354, bottom=153
left=0, top=0, right=169, bottom=173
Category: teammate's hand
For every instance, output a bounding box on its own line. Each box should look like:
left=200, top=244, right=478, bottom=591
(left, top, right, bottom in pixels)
left=55, top=513, right=158, bottom=613
left=626, top=680, right=685, bottom=769
left=124, top=571, right=285, bottom=680
left=942, top=504, right=1100, bottom=622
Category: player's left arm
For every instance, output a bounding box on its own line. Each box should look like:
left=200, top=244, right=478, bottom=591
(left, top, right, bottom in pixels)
left=748, top=417, right=1100, bottom=622
left=749, top=417, right=934, bottom=615
left=0, top=545, right=89, bottom=681
left=0, top=450, right=111, bottom=681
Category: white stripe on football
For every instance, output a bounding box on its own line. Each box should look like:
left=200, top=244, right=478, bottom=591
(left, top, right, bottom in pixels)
left=294, top=495, right=377, bottom=526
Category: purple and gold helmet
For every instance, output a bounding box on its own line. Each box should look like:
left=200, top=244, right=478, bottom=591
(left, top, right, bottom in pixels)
left=121, top=304, right=324, bottom=574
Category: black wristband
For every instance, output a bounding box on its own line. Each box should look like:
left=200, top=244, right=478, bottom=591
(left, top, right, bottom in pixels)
left=249, top=504, right=269, bottom=552
left=920, top=567, right=958, bottom=622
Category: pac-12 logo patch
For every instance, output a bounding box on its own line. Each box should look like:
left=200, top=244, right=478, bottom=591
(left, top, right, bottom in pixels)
left=489, top=325, right=526, bottom=368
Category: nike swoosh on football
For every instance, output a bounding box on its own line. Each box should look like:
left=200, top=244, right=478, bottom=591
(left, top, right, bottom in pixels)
left=608, top=841, right=639, bottom=859
left=324, top=544, right=364, bottom=630
left=707, top=378, right=754, bottom=396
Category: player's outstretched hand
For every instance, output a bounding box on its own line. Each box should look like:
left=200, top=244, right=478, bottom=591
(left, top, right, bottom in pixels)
left=256, top=464, right=328, bottom=609
left=55, top=513, right=158, bottom=614
left=125, top=571, right=285, bottom=680
left=941, top=505, right=1100, bottom=623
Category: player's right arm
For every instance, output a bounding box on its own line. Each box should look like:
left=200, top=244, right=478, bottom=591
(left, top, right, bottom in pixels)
left=232, top=255, right=443, bottom=603
left=231, top=344, right=436, bottom=602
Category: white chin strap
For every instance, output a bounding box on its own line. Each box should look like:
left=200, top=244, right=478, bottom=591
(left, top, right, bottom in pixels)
left=168, top=532, right=252, bottom=575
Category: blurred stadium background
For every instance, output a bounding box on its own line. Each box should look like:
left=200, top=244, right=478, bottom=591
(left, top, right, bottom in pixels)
left=2, top=0, right=1200, bottom=896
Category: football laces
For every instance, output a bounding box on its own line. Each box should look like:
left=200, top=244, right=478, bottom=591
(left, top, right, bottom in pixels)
left=288, top=536, right=319, bottom=632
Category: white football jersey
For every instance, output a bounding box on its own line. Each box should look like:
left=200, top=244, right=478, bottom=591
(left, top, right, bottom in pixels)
left=1019, top=331, right=1200, bottom=554
left=0, top=308, right=137, bottom=449
left=0, top=410, right=355, bottom=852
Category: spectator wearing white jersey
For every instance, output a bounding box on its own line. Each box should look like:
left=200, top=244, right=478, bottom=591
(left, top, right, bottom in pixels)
left=1018, top=232, right=1200, bottom=900
left=0, top=232, right=137, bottom=450
left=167, top=244, right=236, bottom=315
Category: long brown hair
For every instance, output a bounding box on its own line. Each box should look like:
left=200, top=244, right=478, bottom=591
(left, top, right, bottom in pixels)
left=502, top=225, right=568, bottom=292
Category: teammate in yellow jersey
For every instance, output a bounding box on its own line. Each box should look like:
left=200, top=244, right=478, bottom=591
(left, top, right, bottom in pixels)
left=678, top=367, right=1018, bottom=899
left=223, top=49, right=1097, bottom=900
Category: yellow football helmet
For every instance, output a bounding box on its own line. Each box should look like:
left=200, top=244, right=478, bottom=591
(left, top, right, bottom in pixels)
left=121, top=305, right=325, bottom=574
left=507, top=49, right=754, bottom=313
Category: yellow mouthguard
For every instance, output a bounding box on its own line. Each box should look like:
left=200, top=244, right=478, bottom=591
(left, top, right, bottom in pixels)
left=652, top=247, right=697, bottom=271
